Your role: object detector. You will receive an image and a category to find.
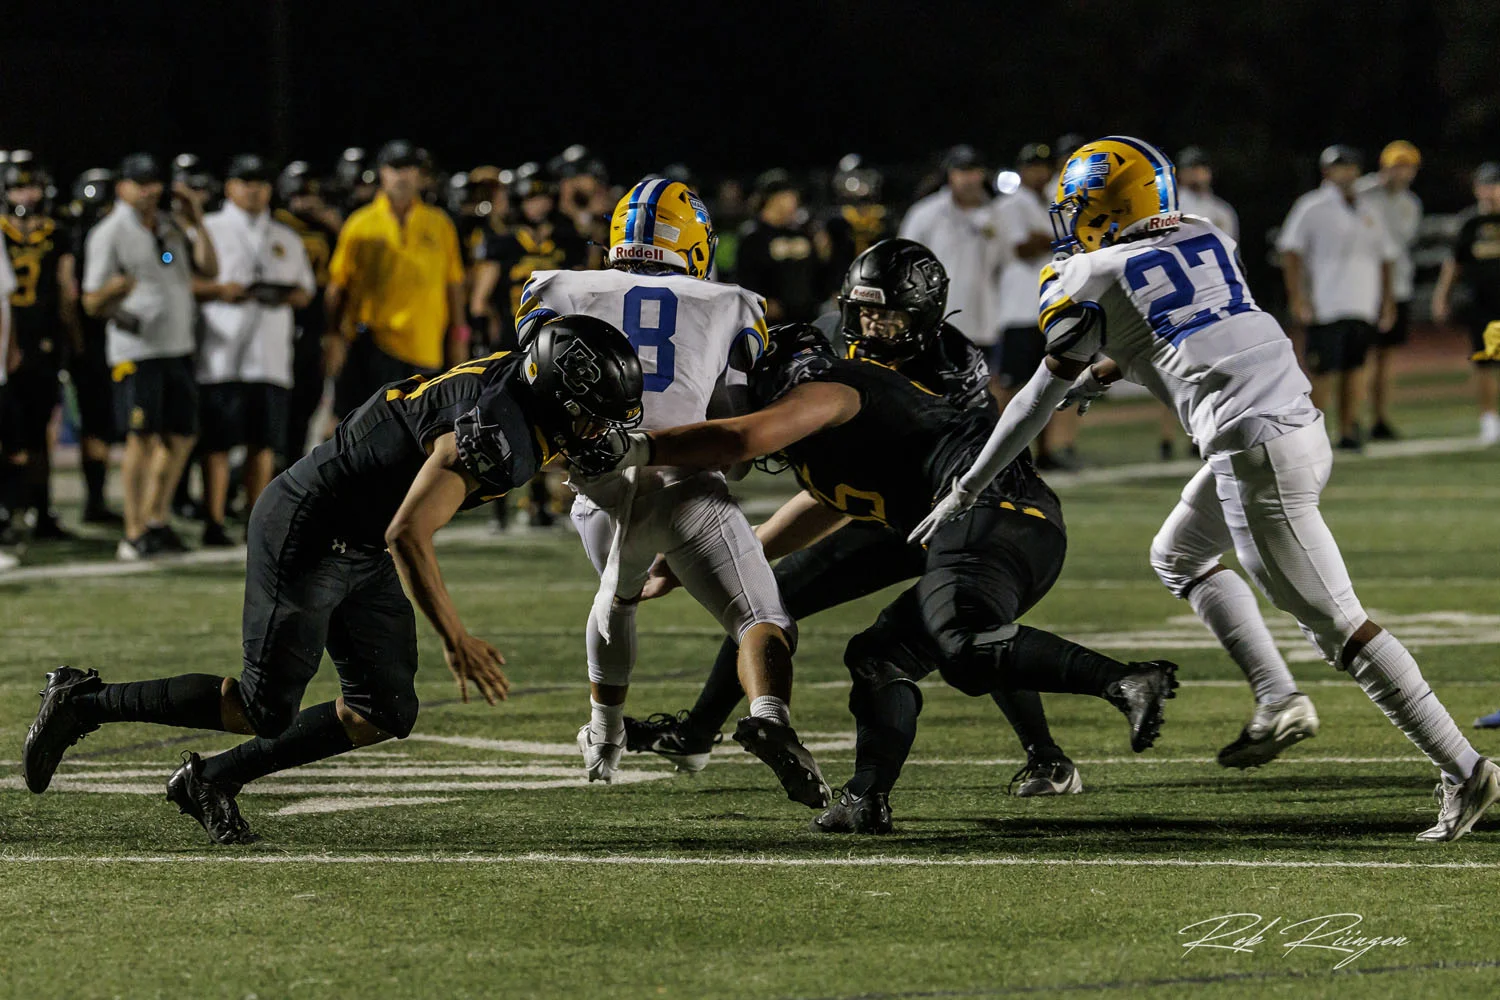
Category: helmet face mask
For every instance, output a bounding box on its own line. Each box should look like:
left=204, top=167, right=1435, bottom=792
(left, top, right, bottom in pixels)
left=1050, top=137, right=1181, bottom=255
left=522, top=316, right=645, bottom=463
left=837, top=238, right=949, bottom=364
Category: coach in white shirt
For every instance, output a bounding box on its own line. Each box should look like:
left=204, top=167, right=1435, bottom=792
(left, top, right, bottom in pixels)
left=899, top=144, right=1007, bottom=348
left=1357, top=140, right=1423, bottom=440
left=195, top=154, right=314, bottom=546
left=992, top=142, right=1077, bottom=468
left=1176, top=146, right=1239, bottom=239
left=1278, top=144, right=1397, bottom=451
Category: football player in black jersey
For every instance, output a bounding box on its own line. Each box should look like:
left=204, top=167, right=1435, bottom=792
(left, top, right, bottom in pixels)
left=817, top=154, right=892, bottom=286
left=626, top=240, right=1085, bottom=797
left=63, top=168, right=122, bottom=525
left=610, top=322, right=1178, bottom=833
left=275, top=161, right=344, bottom=461
left=1, top=153, right=75, bottom=540
left=22, top=315, right=644, bottom=844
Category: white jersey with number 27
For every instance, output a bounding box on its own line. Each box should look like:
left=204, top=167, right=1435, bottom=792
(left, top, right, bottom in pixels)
left=1039, top=216, right=1317, bottom=455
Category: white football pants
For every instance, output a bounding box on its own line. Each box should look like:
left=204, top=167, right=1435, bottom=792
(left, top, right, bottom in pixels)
left=571, top=472, right=793, bottom=687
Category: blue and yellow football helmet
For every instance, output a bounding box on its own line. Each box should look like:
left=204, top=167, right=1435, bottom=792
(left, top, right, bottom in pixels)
left=609, top=178, right=717, bottom=278
left=1049, top=136, right=1180, bottom=255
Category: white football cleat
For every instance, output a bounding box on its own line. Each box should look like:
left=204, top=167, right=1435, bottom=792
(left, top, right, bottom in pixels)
left=1216, top=692, right=1319, bottom=769
left=577, top=725, right=623, bottom=784
left=1418, top=757, right=1500, bottom=843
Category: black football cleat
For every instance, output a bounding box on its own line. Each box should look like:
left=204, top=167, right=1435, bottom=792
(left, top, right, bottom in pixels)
left=1008, top=755, right=1083, bottom=797
left=1105, top=660, right=1179, bottom=752
left=165, top=752, right=259, bottom=845
left=623, top=710, right=721, bottom=773
left=811, top=786, right=892, bottom=834
left=732, top=716, right=831, bottom=809
left=22, top=666, right=103, bottom=793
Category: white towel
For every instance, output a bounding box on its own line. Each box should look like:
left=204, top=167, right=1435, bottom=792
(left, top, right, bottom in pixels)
left=590, top=464, right=638, bottom=642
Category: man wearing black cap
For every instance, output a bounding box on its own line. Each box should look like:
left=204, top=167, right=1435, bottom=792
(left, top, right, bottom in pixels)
left=1176, top=146, right=1239, bottom=239
left=1278, top=145, right=1397, bottom=450
left=899, top=145, right=1003, bottom=351
left=326, top=140, right=468, bottom=419
left=1433, top=162, right=1500, bottom=450
left=81, top=152, right=219, bottom=560
left=193, top=155, right=316, bottom=545
left=736, top=169, right=824, bottom=324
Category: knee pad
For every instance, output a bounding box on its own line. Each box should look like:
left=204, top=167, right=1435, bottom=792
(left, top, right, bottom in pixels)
left=937, top=623, right=1020, bottom=697
left=242, top=694, right=299, bottom=741
left=844, top=628, right=930, bottom=714
left=587, top=600, right=638, bottom=686
left=1149, top=533, right=1220, bottom=599
left=344, top=691, right=419, bottom=740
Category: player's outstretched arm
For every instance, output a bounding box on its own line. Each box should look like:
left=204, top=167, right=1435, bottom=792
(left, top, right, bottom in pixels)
left=621, top=382, right=862, bottom=470
left=386, top=432, right=510, bottom=706
left=908, top=354, right=1088, bottom=545
left=757, top=490, right=851, bottom=561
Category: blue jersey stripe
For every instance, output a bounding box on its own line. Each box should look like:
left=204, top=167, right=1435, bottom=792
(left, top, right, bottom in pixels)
left=1103, top=135, right=1177, bottom=213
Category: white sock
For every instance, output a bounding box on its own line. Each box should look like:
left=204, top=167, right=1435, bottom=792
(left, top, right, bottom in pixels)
left=590, top=698, right=625, bottom=746
left=749, top=695, right=790, bottom=727
left=1188, top=571, right=1298, bottom=704
left=1347, top=629, right=1479, bottom=782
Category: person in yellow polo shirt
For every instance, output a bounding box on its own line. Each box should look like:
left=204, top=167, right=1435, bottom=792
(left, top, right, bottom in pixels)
left=326, top=140, right=468, bottom=418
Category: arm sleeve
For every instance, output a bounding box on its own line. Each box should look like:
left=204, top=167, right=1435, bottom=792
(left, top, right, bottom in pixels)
left=956, top=362, right=1075, bottom=494
left=513, top=272, right=562, bottom=341
left=727, top=294, right=769, bottom=372
left=81, top=226, right=113, bottom=294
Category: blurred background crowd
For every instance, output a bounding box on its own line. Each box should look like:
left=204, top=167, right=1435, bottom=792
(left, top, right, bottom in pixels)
left=3, top=0, right=1500, bottom=568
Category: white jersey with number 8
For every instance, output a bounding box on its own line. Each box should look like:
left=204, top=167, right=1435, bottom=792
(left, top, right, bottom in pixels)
left=1039, top=216, right=1317, bottom=455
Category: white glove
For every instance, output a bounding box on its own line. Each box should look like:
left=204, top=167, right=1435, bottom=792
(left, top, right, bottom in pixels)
left=1056, top=367, right=1110, bottom=415
left=907, top=477, right=978, bottom=546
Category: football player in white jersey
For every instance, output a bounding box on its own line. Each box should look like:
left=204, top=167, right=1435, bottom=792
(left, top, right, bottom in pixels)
left=515, top=178, right=829, bottom=808
left=913, top=136, right=1500, bottom=843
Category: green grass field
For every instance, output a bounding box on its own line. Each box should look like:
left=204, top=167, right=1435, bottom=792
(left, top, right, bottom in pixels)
left=3, top=373, right=1500, bottom=999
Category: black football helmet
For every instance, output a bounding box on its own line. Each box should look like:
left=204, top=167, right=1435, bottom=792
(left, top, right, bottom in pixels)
left=277, top=160, right=321, bottom=203
left=837, top=238, right=950, bottom=364
left=521, top=314, right=645, bottom=467
left=747, top=322, right=837, bottom=410
left=3, top=151, right=54, bottom=217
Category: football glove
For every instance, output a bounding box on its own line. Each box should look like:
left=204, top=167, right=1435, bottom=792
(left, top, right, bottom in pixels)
left=1056, top=366, right=1111, bottom=415
left=907, top=477, right=978, bottom=546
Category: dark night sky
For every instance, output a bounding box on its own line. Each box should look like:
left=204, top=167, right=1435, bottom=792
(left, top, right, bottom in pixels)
left=4, top=0, right=1500, bottom=281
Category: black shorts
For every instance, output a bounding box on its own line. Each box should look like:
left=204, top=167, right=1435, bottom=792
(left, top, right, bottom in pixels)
left=1373, top=301, right=1411, bottom=348
left=1468, top=319, right=1500, bottom=368
left=112, top=355, right=199, bottom=438
left=990, top=325, right=1047, bottom=390
left=70, top=332, right=120, bottom=443
left=239, top=475, right=419, bottom=739
left=1, top=356, right=61, bottom=455
left=1304, top=319, right=1374, bottom=375
left=846, top=504, right=1067, bottom=696
left=774, top=520, right=926, bottom=620
left=199, top=382, right=290, bottom=454
left=333, top=335, right=437, bottom=418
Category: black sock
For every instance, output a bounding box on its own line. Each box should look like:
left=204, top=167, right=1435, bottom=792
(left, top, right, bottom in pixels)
left=991, top=688, right=1062, bottom=760
left=846, top=683, right=920, bottom=797
left=83, top=458, right=107, bottom=510
left=686, top=637, right=746, bottom=737
left=201, top=701, right=355, bottom=786
left=0, top=462, right=20, bottom=520
left=992, top=626, right=1129, bottom=696
left=76, top=673, right=228, bottom=730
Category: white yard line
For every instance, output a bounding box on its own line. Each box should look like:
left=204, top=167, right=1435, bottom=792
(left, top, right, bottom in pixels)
left=1, top=852, right=1495, bottom=870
